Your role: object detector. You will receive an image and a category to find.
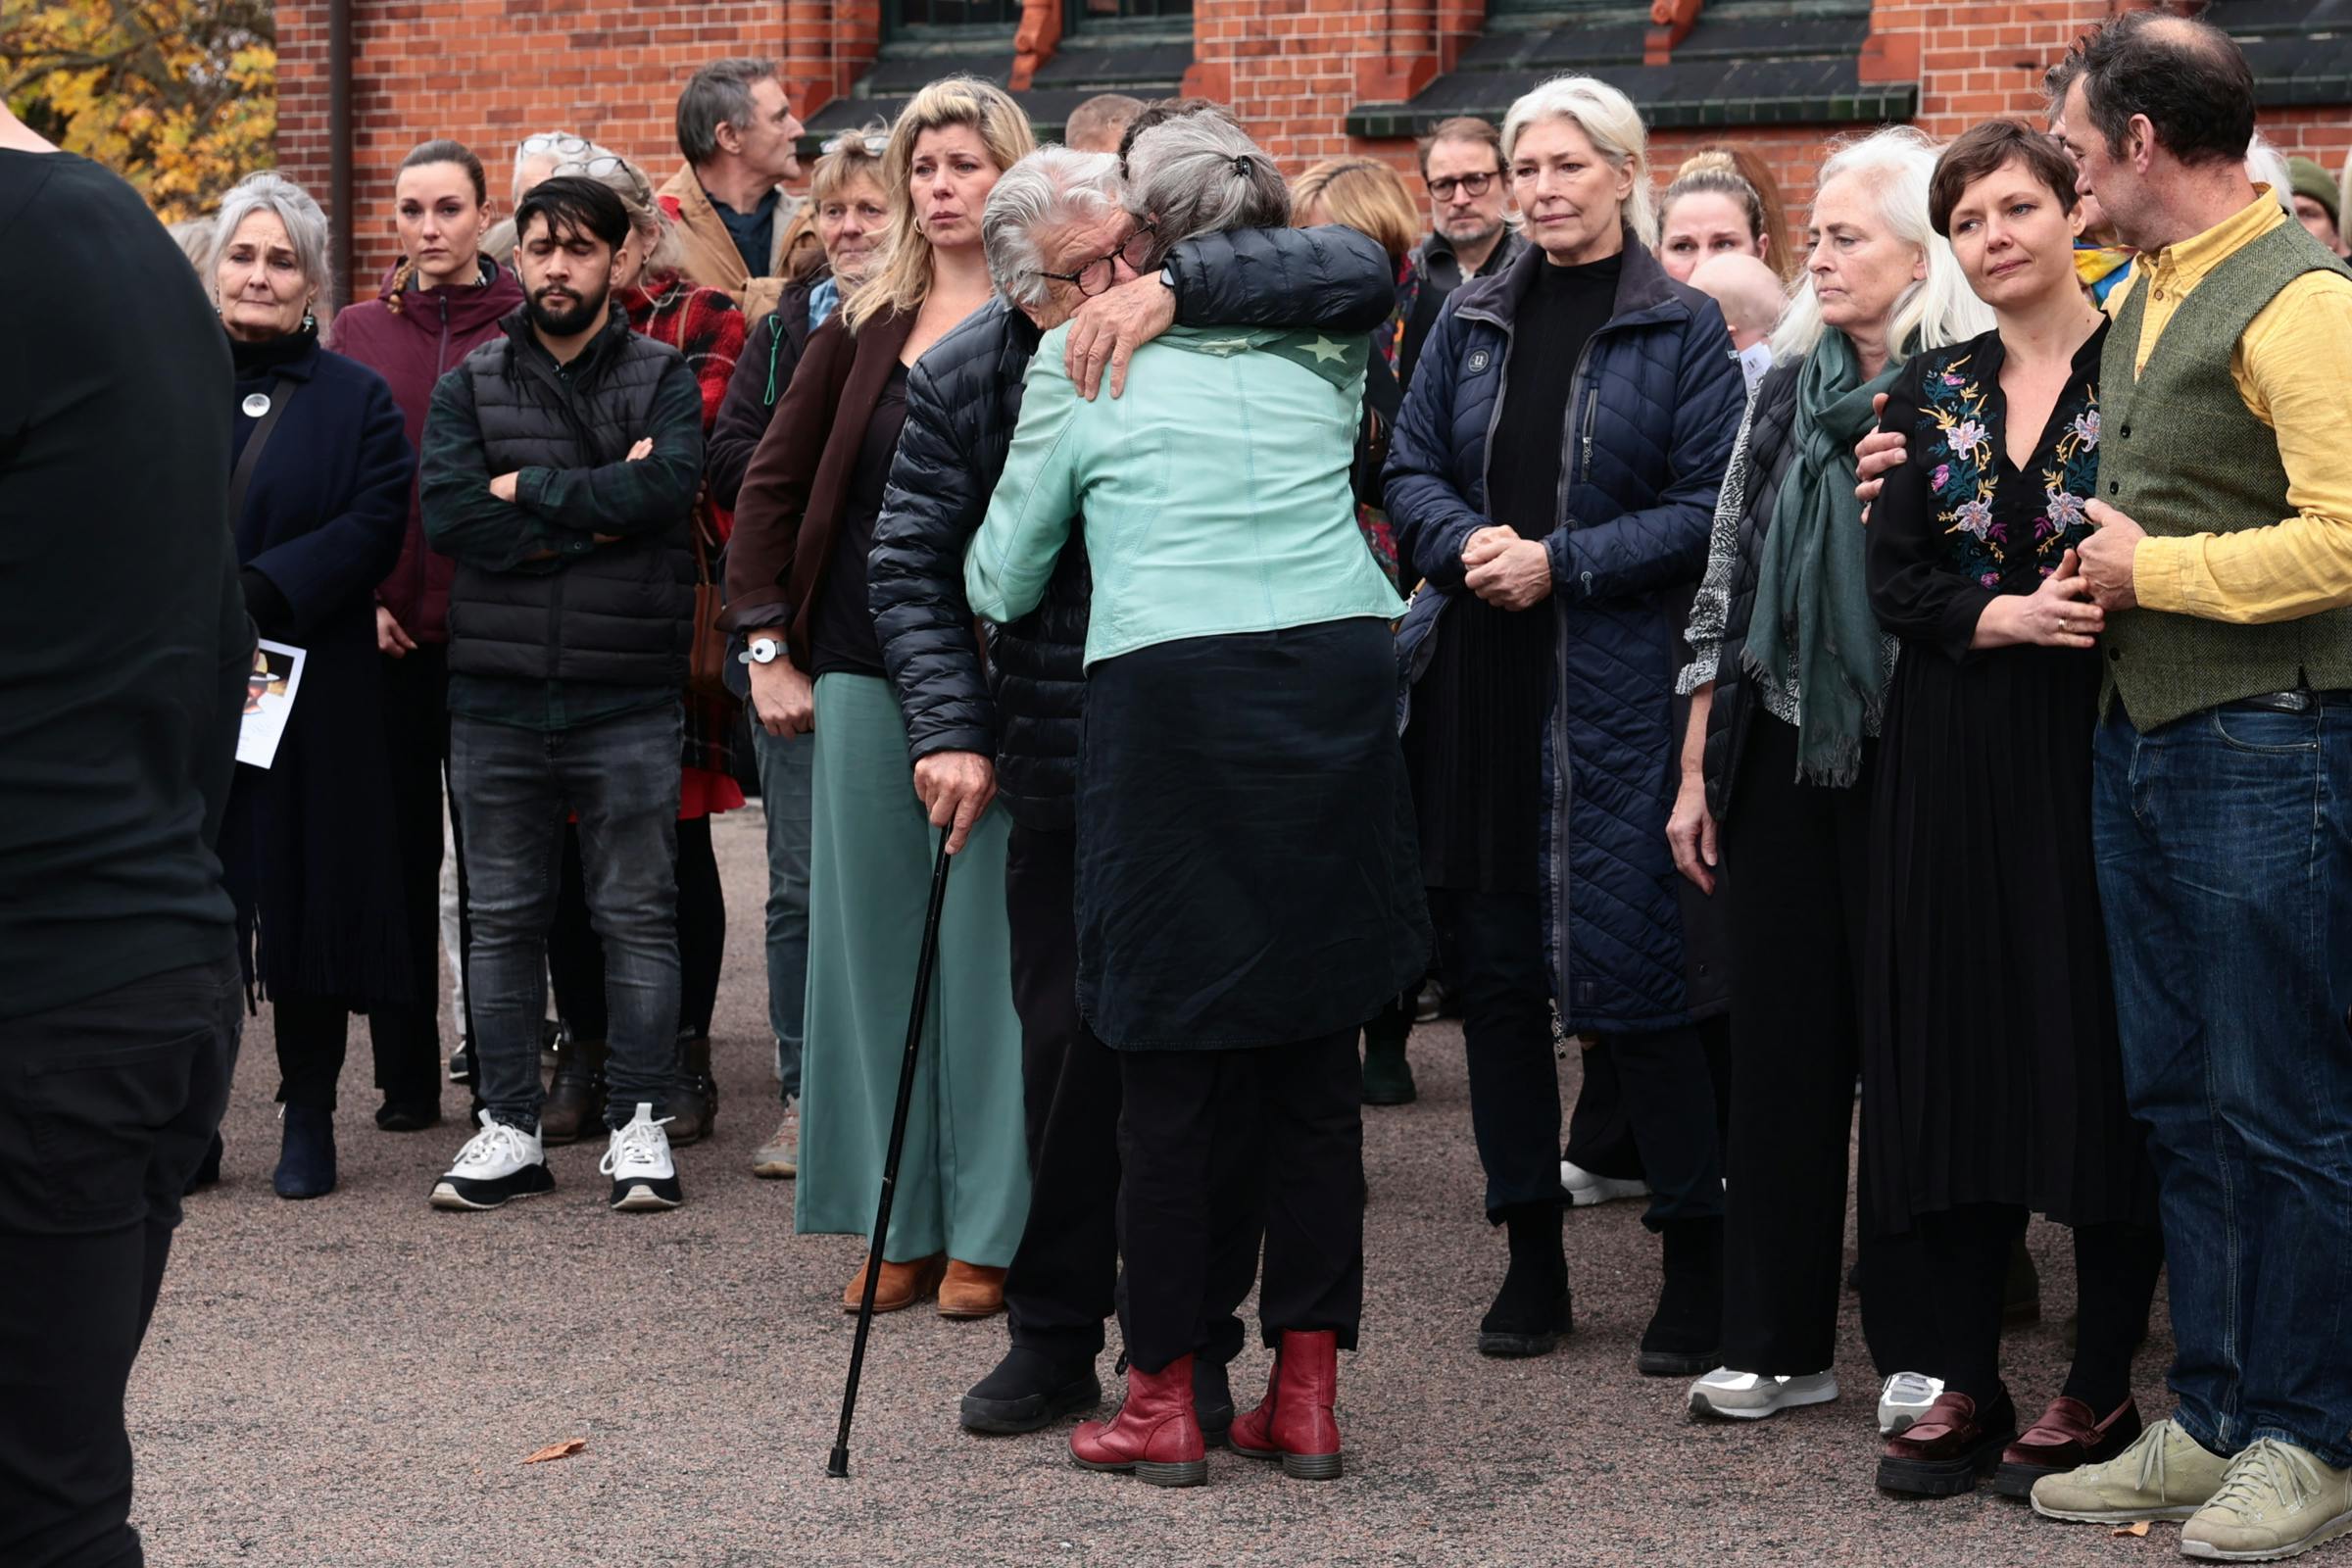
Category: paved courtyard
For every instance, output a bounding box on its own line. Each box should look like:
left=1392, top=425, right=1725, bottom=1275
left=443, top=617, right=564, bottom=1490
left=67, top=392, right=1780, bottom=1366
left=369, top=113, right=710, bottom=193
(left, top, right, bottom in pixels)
left=129, top=807, right=2181, bottom=1566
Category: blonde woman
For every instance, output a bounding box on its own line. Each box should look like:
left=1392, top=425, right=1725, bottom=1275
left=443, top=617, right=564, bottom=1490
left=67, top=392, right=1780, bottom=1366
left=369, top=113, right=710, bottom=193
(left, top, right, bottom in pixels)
left=726, top=75, right=1035, bottom=1318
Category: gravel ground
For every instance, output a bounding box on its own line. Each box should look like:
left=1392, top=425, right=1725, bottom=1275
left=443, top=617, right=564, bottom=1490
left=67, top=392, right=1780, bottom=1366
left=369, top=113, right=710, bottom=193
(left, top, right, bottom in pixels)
left=129, top=807, right=2184, bottom=1567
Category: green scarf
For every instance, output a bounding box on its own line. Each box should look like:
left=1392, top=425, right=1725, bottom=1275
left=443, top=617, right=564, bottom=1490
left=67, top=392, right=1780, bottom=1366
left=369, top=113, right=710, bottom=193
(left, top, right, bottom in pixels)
left=1741, top=329, right=1906, bottom=788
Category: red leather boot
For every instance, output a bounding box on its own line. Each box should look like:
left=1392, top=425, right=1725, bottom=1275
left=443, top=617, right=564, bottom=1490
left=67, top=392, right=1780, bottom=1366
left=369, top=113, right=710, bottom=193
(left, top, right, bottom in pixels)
left=1228, top=1331, right=1343, bottom=1480
left=1070, top=1354, right=1207, bottom=1488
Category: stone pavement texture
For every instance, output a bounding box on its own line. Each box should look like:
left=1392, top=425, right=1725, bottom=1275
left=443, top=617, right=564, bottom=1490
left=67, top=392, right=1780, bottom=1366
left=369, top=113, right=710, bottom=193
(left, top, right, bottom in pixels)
left=130, top=808, right=2184, bottom=1567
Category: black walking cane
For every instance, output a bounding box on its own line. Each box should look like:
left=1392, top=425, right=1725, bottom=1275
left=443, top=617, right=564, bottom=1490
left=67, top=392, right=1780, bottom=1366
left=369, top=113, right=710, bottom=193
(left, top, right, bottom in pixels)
left=827, top=831, right=955, bottom=1479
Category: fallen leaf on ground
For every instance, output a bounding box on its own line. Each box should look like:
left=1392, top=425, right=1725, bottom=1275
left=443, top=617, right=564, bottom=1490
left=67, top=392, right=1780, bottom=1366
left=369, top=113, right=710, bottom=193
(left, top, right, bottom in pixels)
left=2111, top=1521, right=2150, bottom=1538
left=522, top=1439, right=588, bottom=1465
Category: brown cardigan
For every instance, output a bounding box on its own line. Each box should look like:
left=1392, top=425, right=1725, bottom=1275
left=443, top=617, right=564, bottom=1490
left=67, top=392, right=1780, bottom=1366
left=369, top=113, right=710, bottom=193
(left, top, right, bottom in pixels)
left=722, top=305, right=917, bottom=665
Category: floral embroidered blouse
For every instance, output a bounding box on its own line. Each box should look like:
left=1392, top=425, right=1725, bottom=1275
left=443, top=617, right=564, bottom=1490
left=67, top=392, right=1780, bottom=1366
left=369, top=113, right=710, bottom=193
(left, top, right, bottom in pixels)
left=1865, top=321, right=2106, bottom=662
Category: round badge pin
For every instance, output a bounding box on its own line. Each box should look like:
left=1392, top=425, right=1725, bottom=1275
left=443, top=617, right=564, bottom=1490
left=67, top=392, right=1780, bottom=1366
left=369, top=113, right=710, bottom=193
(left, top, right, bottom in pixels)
left=241, top=392, right=272, bottom=418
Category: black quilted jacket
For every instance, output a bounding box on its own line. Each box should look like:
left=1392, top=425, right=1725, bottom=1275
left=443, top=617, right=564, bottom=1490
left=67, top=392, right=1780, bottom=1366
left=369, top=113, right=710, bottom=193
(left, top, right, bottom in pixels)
left=868, top=223, right=1398, bottom=831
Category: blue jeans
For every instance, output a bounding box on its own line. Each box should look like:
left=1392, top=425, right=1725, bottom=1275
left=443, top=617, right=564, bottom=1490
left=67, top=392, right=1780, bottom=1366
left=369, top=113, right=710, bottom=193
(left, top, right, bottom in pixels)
left=753, top=724, right=812, bottom=1103
left=2093, top=698, right=2352, bottom=1466
left=452, top=705, right=682, bottom=1134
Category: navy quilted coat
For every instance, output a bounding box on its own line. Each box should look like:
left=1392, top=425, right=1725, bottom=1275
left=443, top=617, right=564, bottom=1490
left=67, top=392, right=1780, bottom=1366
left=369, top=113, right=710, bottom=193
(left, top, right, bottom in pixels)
left=1385, top=235, right=1743, bottom=1033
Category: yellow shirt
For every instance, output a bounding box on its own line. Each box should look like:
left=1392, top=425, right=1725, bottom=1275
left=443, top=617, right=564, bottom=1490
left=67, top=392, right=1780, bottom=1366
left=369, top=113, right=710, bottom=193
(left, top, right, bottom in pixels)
left=2112, top=191, right=2352, bottom=623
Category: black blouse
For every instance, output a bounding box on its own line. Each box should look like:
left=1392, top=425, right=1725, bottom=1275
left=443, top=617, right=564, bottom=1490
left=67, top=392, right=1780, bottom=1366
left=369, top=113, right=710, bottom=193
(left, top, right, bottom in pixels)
left=1865, top=321, right=2108, bottom=662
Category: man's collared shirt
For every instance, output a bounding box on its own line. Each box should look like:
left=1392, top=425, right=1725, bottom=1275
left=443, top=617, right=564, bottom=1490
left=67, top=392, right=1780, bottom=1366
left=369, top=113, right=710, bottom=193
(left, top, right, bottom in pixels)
left=2120, top=189, right=2352, bottom=623
left=711, top=185, right=780, bottom=282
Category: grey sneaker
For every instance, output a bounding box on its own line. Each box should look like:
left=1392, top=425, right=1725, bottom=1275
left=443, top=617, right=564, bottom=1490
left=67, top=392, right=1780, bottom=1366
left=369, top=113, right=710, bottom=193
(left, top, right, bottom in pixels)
left=2181, top=1438, right=2352, bottom=1561
left=753, top=1102, right=799, bottom=1179
left=1688, top=1367, right=1838, bottom=1420
left=2032, top=1417, right=2231, bottom=1524
left=1880, top=1371, right=1946, bottom=1437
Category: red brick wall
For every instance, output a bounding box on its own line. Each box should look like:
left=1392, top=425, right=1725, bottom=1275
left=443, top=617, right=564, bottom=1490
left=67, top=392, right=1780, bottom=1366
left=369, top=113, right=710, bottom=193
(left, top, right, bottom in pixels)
left=275, top=0, right=2347, bottom=298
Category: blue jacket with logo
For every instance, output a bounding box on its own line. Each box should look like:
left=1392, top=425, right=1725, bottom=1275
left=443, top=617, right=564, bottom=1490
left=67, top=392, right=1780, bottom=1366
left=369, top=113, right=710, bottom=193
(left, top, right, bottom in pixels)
left=1384, top=234, right=1743, bottom=1032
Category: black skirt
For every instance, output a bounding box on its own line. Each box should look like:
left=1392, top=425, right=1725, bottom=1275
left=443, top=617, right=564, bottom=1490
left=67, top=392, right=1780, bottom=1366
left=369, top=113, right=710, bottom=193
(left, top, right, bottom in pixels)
left=1860, top=640, right=2156, bottom=1231
left=1076, top=619, right=1433, bottom=1050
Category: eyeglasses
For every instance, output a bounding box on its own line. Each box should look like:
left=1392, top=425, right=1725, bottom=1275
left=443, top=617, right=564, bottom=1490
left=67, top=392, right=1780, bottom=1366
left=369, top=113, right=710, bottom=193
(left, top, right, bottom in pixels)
left=1033, top=220, right=1157, bottom=298
left=1426, top=171, right=1497, bottom=201
left=822, top=130, right=890, bottom=159
left=553, top=154, right=635, bottom=183
left=520, top=131, right=595, bottom=158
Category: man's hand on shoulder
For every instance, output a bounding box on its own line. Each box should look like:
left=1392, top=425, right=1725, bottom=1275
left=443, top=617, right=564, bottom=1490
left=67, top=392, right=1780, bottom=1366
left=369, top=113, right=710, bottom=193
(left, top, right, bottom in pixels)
left=1065, top=272, right=1176, bottom=403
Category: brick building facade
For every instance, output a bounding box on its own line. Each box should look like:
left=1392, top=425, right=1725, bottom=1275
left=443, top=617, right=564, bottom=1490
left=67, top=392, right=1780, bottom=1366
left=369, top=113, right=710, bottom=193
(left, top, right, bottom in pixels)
left=275, top=0, right=2349, bottom=302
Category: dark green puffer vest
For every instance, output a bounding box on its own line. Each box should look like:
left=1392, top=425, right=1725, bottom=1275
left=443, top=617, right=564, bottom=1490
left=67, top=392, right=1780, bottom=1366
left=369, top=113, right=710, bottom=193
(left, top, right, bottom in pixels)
left=2098, top=215, right=2352, bottom=730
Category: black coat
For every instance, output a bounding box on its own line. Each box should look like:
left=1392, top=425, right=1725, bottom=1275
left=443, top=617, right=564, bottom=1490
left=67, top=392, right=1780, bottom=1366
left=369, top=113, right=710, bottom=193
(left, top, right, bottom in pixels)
left=707, top=270, right=823, bottom=513
left=868, top=224, right=1401, bottom=831
left=220, top=331, right=414, bottom=1004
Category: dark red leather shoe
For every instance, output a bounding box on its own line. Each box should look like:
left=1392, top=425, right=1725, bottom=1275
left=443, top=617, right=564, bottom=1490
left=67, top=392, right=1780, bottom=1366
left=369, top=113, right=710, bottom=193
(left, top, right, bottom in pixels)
left=1990, top=1396, right=2141, bottom=1498
left=1228, top=1331, right=1343, bottom=1481
left=1876, top=1390, right=2018, bottom=1497
left=1070, top=1354, right=1207, bottom=1488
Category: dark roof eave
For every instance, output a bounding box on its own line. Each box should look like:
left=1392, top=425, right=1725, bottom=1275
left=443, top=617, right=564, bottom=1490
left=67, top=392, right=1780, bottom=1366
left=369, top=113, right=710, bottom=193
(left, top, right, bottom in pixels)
left=1345, top=82, right=1922, bottom=140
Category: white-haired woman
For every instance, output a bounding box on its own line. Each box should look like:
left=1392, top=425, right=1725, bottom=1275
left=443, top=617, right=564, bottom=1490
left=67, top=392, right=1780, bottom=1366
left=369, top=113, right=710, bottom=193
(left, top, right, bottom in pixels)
left=1384, top=74, right=1746, bottom=1374
left=727, top=76, right=1035, bottom=1320
left=529, top=152, right=747, bottom=1147
left=968, top=115, right=1430, bottom=1487
left=1671, top=127, right=1993, bottom=1422
left=210, top=172, right=416, bottom=1199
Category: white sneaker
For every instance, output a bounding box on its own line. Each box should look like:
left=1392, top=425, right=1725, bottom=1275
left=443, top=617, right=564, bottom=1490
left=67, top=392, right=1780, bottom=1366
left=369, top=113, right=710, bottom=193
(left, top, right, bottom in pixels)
left=1688, top=1366, right=1839, bottom=1420
left=1879, top=1371, right=1945, bottom=1437
left=430, top=1111, right=554, bottom=1210
left=601, top=1102, right=682, bottom=1211
left=1559, top=1157, right=1650, bottom=1208
left=752, top=1100, right=799, bottom=1179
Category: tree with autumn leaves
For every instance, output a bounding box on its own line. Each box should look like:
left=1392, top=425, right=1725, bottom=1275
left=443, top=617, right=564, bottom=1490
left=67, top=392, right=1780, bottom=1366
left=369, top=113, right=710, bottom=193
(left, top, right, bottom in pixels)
left=3, top=0, right=274, bottom=221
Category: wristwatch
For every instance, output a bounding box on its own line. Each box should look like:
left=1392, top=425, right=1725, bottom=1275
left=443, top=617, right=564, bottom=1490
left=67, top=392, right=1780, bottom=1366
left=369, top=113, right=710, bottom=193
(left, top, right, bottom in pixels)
left=742, top=635, right=783, bottom=665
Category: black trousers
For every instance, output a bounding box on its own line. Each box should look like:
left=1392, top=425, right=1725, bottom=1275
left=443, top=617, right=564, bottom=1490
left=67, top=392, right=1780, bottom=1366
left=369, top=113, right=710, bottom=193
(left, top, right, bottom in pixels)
left=367, top=644, right=467, bottom=1103
left=0, top=954, right=240, bottom=1568
left=548, top=814, right=725, bottom=1042
left=1002, top=824, right=1251, bottom=1365
left=1719, top=712, right=1926, bottom=1376
left=273, top=996, right=355, bottom=1113
left=1432, top=888, right=1724, bottom=1229
left=1565, top=1015, right=1733, bottom=1182
left=1117, top=1030, right=1362, bottom=1372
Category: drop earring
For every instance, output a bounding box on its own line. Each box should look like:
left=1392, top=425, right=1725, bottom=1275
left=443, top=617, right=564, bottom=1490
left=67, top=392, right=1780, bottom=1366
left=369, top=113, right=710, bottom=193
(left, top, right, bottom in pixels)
left=302, top=302, right=318, bottom=332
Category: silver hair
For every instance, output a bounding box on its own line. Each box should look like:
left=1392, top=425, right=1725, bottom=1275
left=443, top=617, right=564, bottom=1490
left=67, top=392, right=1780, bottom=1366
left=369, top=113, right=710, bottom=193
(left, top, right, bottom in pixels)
left=2245, top=133, right=2295, bottom=213
left=982, top=146, right=1126, bottom=307
left=676, top=57, right=779, bottom=168
left=552, top=151, right=684, bottom=277
left=1123, top=114, right=1290, bottom=256
left=1501, top=74, right=1658, bottom=247
left=512, top=129, right=591, bottom=202
left=210, top=172, right=332, bottom=301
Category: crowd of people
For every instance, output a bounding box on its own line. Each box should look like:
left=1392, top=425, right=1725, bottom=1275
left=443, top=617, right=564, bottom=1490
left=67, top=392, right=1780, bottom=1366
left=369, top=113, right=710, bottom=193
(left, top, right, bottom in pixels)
left=8, top=7, right=2352, bottom=1563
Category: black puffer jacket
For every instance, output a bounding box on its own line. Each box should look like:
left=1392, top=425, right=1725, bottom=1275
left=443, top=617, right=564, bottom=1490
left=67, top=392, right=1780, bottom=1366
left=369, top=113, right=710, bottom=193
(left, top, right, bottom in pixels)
left=423, top=310, right=703, bottom=689
left=869, top=224, right=1400, bottom=831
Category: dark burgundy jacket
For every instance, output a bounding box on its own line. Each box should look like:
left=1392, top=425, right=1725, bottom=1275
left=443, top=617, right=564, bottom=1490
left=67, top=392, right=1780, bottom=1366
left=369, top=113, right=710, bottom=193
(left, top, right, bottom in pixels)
left=328, top=256, right=525, bottom=642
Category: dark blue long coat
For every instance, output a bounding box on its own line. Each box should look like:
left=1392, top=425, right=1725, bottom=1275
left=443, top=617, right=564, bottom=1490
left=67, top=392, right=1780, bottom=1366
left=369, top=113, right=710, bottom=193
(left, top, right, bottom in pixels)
left=220, top=331, right=414, bottom=1004
left=1385, top=235, right=1743, bottom=1033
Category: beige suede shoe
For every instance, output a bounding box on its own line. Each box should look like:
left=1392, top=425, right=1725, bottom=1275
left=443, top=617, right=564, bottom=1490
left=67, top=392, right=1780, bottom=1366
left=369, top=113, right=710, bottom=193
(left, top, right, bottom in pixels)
left=2181, top=1438, right=2352, bottom=1561
left=2031, top=1418, right=2231, bottom=1524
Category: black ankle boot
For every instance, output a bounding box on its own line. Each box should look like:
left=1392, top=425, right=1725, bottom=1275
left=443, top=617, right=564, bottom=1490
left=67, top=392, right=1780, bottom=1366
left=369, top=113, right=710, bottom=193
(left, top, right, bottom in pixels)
left=539, top=1036, right=605, bottom=1147
left=1192, top=1354, right=1235, bottom=1447
left=1639, top=1216, right=1723, bottom=1376
left=667, top=1032, right=718, bottom=1147
left=959, top=1345, right=1103, bottom=1435
left=272, top=1105, right=336, bottom=1200
left=1480, top=1203, right=1571, bottom=1358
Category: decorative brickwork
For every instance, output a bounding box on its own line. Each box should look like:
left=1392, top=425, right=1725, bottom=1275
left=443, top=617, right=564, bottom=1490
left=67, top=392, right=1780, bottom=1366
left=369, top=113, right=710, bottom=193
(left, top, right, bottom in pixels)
left=273, top=0, right=2347, bottom=300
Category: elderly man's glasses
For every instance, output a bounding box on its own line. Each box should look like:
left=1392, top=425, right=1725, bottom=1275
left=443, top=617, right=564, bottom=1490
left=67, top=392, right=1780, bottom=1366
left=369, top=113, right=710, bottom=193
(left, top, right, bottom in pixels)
left=1426, top=171, right=1496, bottom=201
left=554, top=154, right=635, bottom=184
left=1035, top=221, right=1157, bottom=298
left=520, top=131, right=595, bottom=158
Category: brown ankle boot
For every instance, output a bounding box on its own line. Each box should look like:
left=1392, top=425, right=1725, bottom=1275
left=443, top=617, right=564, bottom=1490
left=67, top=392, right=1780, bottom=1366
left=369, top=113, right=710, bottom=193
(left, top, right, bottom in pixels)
left=937, top=1260, right=1007, bottom=1319
left=840, top=1253, right=947, bottom=1314
left=1070, top=1355, right=1208, bottom=1487
left=539, top=1036, right=605, bottom=1147
left=666, top=1034, right=717, bottom=1146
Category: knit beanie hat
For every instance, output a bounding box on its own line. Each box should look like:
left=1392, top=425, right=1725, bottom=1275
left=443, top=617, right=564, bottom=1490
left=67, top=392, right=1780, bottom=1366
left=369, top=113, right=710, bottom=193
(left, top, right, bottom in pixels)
left=2288, top=156, right=2341, bottom=227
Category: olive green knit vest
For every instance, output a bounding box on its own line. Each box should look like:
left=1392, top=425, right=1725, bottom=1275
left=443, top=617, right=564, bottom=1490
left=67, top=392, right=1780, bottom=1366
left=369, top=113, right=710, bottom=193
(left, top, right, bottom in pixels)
left=2098, top=218, right=2352, bottom=730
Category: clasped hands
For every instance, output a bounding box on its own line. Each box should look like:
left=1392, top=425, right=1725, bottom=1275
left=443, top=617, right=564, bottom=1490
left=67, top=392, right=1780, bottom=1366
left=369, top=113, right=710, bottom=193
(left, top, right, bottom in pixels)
left=1461, top=525, right=1553, bottom=612
left=493, top=437, right=652, bottom=552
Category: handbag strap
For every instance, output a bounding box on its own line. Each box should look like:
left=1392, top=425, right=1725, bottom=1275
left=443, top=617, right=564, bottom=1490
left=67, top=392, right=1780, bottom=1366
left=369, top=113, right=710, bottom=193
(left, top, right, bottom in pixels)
left=226, top=376, right=300, bottom=526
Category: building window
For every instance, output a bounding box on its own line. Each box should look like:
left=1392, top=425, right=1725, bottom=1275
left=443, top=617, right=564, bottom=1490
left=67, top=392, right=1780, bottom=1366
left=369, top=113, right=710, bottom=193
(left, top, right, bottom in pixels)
left=1073, top=0, right=1194, bottom=20
left=888, top=0, right=1019, bottom=30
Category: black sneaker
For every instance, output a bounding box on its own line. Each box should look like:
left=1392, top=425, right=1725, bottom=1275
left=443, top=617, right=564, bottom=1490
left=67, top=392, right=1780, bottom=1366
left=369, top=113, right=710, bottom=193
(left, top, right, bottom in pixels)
left=429, top=1112, right=554, bottom=1210
left=600, top=1102, right=682, bottom=1211
left=960, top=1346, right=1102, bottom=1435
